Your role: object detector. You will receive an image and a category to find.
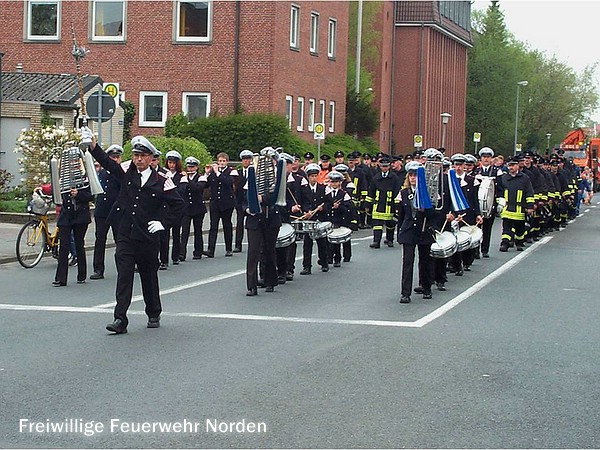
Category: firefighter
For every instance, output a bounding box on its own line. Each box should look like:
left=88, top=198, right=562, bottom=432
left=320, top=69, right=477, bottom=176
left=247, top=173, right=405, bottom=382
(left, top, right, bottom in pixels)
left=365, top=156, right=401, bottom=248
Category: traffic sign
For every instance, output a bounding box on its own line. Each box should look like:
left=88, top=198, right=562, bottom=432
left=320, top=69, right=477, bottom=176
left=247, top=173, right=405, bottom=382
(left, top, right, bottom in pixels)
left=103, top=82, right=120, bottom=99
left=313, top=122, right=325, bottom=140
left=515, top=144, right=522, bottom=153
left=86, top=91, right=116, bottom=123
left=413, top=135, right=423, bottom=148
left=473, top=132, right=481, bottom=143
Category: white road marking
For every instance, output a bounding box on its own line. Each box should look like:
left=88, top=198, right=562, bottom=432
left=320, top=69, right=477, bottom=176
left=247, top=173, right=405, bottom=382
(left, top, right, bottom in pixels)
left=1, top=236, right=552, bottom=328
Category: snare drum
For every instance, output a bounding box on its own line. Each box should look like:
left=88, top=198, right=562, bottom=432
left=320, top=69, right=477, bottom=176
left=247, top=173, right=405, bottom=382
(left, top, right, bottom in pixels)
left=430, top=231, right=458, bottom=259
left=275, top=223, right=296, bottom=248
left=327, top=226, right=352, bottom=244
left=455, top=229, right=472, bottom=252
left=464, top=225, right=483, bottom=249
left=292, top=220, right=317, bottom=235
left=311, top=221, right=333, bottom=239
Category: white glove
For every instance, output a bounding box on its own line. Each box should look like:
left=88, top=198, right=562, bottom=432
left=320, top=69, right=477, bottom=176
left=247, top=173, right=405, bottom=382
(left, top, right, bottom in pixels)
left=80, top=127, right=94, bottom=145
left=148, top=220, right=165, bottom=234
left=180, top=175, right=189, bottom=183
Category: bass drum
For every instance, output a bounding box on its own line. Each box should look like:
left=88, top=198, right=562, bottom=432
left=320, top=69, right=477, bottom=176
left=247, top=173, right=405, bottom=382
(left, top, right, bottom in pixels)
left=463, top=224, right=483, bottom=249
left=275, top=223, right=296, bottom=248
left=455, top=229, right=472, bottom=252
left=430, top=231, right=458, bottom=259
left=478, top=176, right=496, bottom=218
left=327, top=226, right=352, bottom=244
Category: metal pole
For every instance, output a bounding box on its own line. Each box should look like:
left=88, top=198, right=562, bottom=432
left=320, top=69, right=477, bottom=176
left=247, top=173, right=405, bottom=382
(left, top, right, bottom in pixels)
left=317, top=138, right=321, bottom=161
left=355, top=0, right=363, bottom=94
left=441, top=123, right=447, bottom=149
left=514, top=84, right=520, bottom=155
left=97, top=85, right=103, bottom=147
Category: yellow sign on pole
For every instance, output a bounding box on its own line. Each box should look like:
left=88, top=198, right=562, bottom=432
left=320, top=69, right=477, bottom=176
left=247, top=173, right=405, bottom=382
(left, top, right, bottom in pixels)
left=313, top=123, right=325, bottom=140
left=103, top=82, right=120, bottom=99
left=473, top=132, right=481, bottom=143
left=413, top=135, right=423, bottom=148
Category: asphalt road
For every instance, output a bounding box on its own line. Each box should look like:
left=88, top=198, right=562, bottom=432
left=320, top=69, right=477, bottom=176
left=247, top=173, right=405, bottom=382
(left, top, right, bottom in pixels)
left=1, top=202, right=600, bottom=449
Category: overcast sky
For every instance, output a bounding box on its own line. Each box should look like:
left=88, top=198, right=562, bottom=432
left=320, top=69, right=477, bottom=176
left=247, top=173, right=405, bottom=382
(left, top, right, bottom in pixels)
left=472, top=0, right=600, bottom=122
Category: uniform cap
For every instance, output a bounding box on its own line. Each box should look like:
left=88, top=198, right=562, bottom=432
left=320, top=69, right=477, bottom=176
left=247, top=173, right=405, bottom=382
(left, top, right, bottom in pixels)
left=393, top=155, right=403, bottom=161
left=464, top=154, right=478, bottom=164
left=334, top=164, right=349, bottom=173
left=363, top=153, right=372, bottom=160
left=106, top=144, right=123, bottom=156
left=185, top=156, right=200, bottom=166
left=423, top=148, right=443, bottom=160
left=334, top=150, right=345, bottom=158
left=165, top=150, right=182, bottom=161
left=320, top=154, right=331, bottom=161
left=304, top=151, right=315, bottom=160
left=523, top=150, right=535, bottom=158
left=292, top=153, right=301, bottom=160
left=442, top=157, right=452, bottom=167
left=131, top=135, right=160, bottom=156
left=305, top=163, right=320, bottom=175
left=478, top=146, right=494, bottom=157
left=506, top=155, right=520, bottom=165
left=451, top=153, right=467, bottom=163
left=279, top=152, right=295, bottom=163
left=379, top=157, right=391, bottom=166
left=404, top=154, right=413, bottom=161
left=239, top=149, right=254, bottom=159
left=328, top=171, right=344, bottom=181
left=405, top=161, right=423, bottom=173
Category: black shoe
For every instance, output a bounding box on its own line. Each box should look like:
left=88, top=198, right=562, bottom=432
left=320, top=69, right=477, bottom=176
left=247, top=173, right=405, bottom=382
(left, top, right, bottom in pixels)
left=147, top=317, right=160, bottom=328
left=333, top=262, right=341, bottom=268
left=77, top=280, right=86, bottom=284
left=423, top=291, right=432, bottom=300
left=286, top=272, right=294, bottom=281
left=257, top=279, right=266, bottom=288
left=414, top=286, right=425, bottom=294
left=516, top=245, right=524, bottom=252
left=233, top=247, right=242, bottom=253
left=455, top=269, right=464, bottom=276
left=464, top=265, right=471, bottom=272
left=321, top=266, right=329, bottom=272
left=179, top=256, right=186, bottom=262
left=106, top=319, right=127, bottom=334
left=436, top=282, right=446, bottom=291
left=387, top=241, right=394, bottom=247
left=202, top=251, right=214, bottom=258
left=225, top=251, right=233, bottom=257
left=277, top=276, right=286, bottom=285
left=369, top=243, right=380, bottom=249
left=246, top=288, right=258, bottom=297
left=90, top=272, right=104, bottom=280
left=343, top=257, right=351, bottom=262
left=300, top=268, right=311, bottom=275
left=533, top=236, right=540, bottom=241
left=265, top=286, right=274, bottom=293
left=192, top=255, right=202, bottom=260
left=172, top=260, right=179, bottom=265
left=52, top=281, right=66, bottom=287
left=482, top=253, right=489, bottom=258
left=499, top=244, right=508, bottom=252
left=159, top=263, right=168, bottom=270
left=400, top=296, right=411, bottom=304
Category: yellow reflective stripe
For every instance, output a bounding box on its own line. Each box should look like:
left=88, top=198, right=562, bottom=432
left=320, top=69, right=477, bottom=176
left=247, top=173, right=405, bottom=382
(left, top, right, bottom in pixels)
left=501, top=210, right=525, bottom=220
left=372, top=212, right=394, bottom=220
left=501, top=234, right=512, bottom=240
left=526, top=196, right=534, bottom=203
left=373, top=225, right=383, bottom=231
left=365, top=196, right=373, bottom=203
left=516, top=190, right=523, bottom=214
left=385, top=191, right=392, bottom=215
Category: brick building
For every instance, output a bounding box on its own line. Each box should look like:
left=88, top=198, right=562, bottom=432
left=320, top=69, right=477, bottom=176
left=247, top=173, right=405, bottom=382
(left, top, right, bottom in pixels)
left=0, top=0, right=348, bottom=149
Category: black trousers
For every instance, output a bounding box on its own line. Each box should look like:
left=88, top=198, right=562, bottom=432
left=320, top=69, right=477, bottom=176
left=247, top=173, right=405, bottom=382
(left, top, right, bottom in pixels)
left=234, top=207, right=246, bottom=250
left=434, top=257, right=448, bottom=284
left=342, top=239, right=352, bottom=261
left=180, top=213, right=205, bottom=259
left=302, top=234, right=328, bottom=269
left=55, top=223, right=88, bottom=284
left=275, top=242, right=297, bottom=276
left=92, top=215, right=116, bottom=275
left=114, top=235, right=161, bottom=326
left=501, top=218, right=527, bottom=246
left=480, top=214, right=495, bottom=255
left=208, top=207, right=234, bottom=254
left=401, top=243, right=433, bottom=297
left=159, top=218, right=182, bottom=264
left=246, top=225, right=278, bottom=290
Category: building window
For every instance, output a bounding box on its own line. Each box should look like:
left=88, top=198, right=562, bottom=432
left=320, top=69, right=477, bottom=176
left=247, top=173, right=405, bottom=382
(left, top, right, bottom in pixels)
left=296, top=96, right=304, bottom=131
left=319, top=100, right=326, bottom=123
left=27, top=0, right=60, bottom=40
left=290, top=5, right=300, bottom=49
left=307, top=99, right=315, bottom=132
left=182, top=92, right=210, bottom=120
left=310, top=12, right=319, bottom=54
left=285, top=95, right=293, bottom=129
left=327, top=18, right=337, bottom=59
left=139, top=91, right=168, bottom=127
left=92, top=1, right=125, bottom=41
left=176, top=1, right=212, bottom=42
left=328, top=100, right=335, bottom=133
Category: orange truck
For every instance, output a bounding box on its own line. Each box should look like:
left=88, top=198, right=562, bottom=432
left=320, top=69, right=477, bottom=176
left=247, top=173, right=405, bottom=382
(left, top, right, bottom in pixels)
left=559, top=128, right=599, bottom=191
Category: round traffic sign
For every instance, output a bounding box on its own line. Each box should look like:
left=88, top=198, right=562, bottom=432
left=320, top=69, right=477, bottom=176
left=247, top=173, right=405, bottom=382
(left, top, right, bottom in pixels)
left=104, top=83, right=119, bottom=98
left=314, top=123, right=324, bottom=134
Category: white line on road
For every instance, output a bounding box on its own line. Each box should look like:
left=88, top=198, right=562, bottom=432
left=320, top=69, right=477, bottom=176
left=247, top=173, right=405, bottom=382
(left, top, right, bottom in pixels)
left=1, top=235, right=552, bottom=328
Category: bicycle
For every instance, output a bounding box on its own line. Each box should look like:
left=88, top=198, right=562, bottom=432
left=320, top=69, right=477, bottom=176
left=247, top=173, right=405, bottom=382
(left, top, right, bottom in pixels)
left=15, top=191, right=60, bottom=268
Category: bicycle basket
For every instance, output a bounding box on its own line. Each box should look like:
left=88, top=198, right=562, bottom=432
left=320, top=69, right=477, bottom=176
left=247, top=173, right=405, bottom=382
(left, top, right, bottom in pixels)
left=27, top=196, right=50, bottom=215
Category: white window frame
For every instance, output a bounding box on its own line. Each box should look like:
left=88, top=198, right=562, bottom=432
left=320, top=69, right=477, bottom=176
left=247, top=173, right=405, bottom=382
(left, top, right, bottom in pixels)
left=296, top=96, right=305, bottom=132
left=285, top=95, right=293, bottom=129
left=290, top=4, right=300, bottom=49
left=175, top=0, right=213, bottom=43
left=139, top=91, right=168, bottom=127
left=319, top=99, right=326, bottom=123
left=26, top=0, right=61, bottom=41
left=182, top=92, right=211, bottom=120
left=328, top=18, right=337, bottom=59
left=328, top=100, right=335, bottom=133
left=310, top=11, right=319, bottom=54
left=91, top=0, right=126, bottom=42
left=307, top=99, right=315, bottom=132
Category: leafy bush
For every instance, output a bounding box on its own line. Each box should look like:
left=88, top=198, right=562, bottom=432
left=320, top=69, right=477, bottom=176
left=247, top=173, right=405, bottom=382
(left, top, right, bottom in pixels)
left=122, top=136, right=212, bottom=167
left=0, top=169, right=14, bottom=194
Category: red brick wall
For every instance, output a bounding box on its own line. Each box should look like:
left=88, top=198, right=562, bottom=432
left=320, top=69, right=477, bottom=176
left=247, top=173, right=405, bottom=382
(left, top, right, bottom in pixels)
left=0, top=1, right=347, bottom=144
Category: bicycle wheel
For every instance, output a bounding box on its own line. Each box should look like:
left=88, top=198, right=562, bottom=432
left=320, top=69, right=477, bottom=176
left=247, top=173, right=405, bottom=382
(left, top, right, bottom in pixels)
left=16, top=219, right=46, bottom=268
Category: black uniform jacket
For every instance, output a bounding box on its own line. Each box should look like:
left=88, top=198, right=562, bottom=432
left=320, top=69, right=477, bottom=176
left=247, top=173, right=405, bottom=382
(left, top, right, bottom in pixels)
left=180, top=172, right=208, bottom=217
left=396, top=188, right=435, bottom=245
left=207, top=166, right=238, bottom=211
left=300, top=182, right=329, bottom=222
left=57, top=186, right=93, bottom=227
left=94, top=168, right=121, bottom=218
left=456, top=173, right=481, bottom=225
left=324, top=188, right=353, bottom=227
left=90, top=145, right=185, bottom=244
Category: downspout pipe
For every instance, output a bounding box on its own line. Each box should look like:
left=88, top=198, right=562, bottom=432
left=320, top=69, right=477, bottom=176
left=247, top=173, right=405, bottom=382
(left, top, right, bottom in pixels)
left=233, top=0, right=241, bottom=113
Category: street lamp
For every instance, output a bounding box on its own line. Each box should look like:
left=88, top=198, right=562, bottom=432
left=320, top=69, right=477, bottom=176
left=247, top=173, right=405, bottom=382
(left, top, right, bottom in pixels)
left=440, top=112, right=451, bottom=148
left=546, top=132, right=551, bottom=152
left=514, top=80, right=528, bottom=155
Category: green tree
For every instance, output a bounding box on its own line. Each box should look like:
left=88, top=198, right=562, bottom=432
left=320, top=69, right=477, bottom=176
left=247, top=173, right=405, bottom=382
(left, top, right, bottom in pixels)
left=121, top=100, right=135, bottom=142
